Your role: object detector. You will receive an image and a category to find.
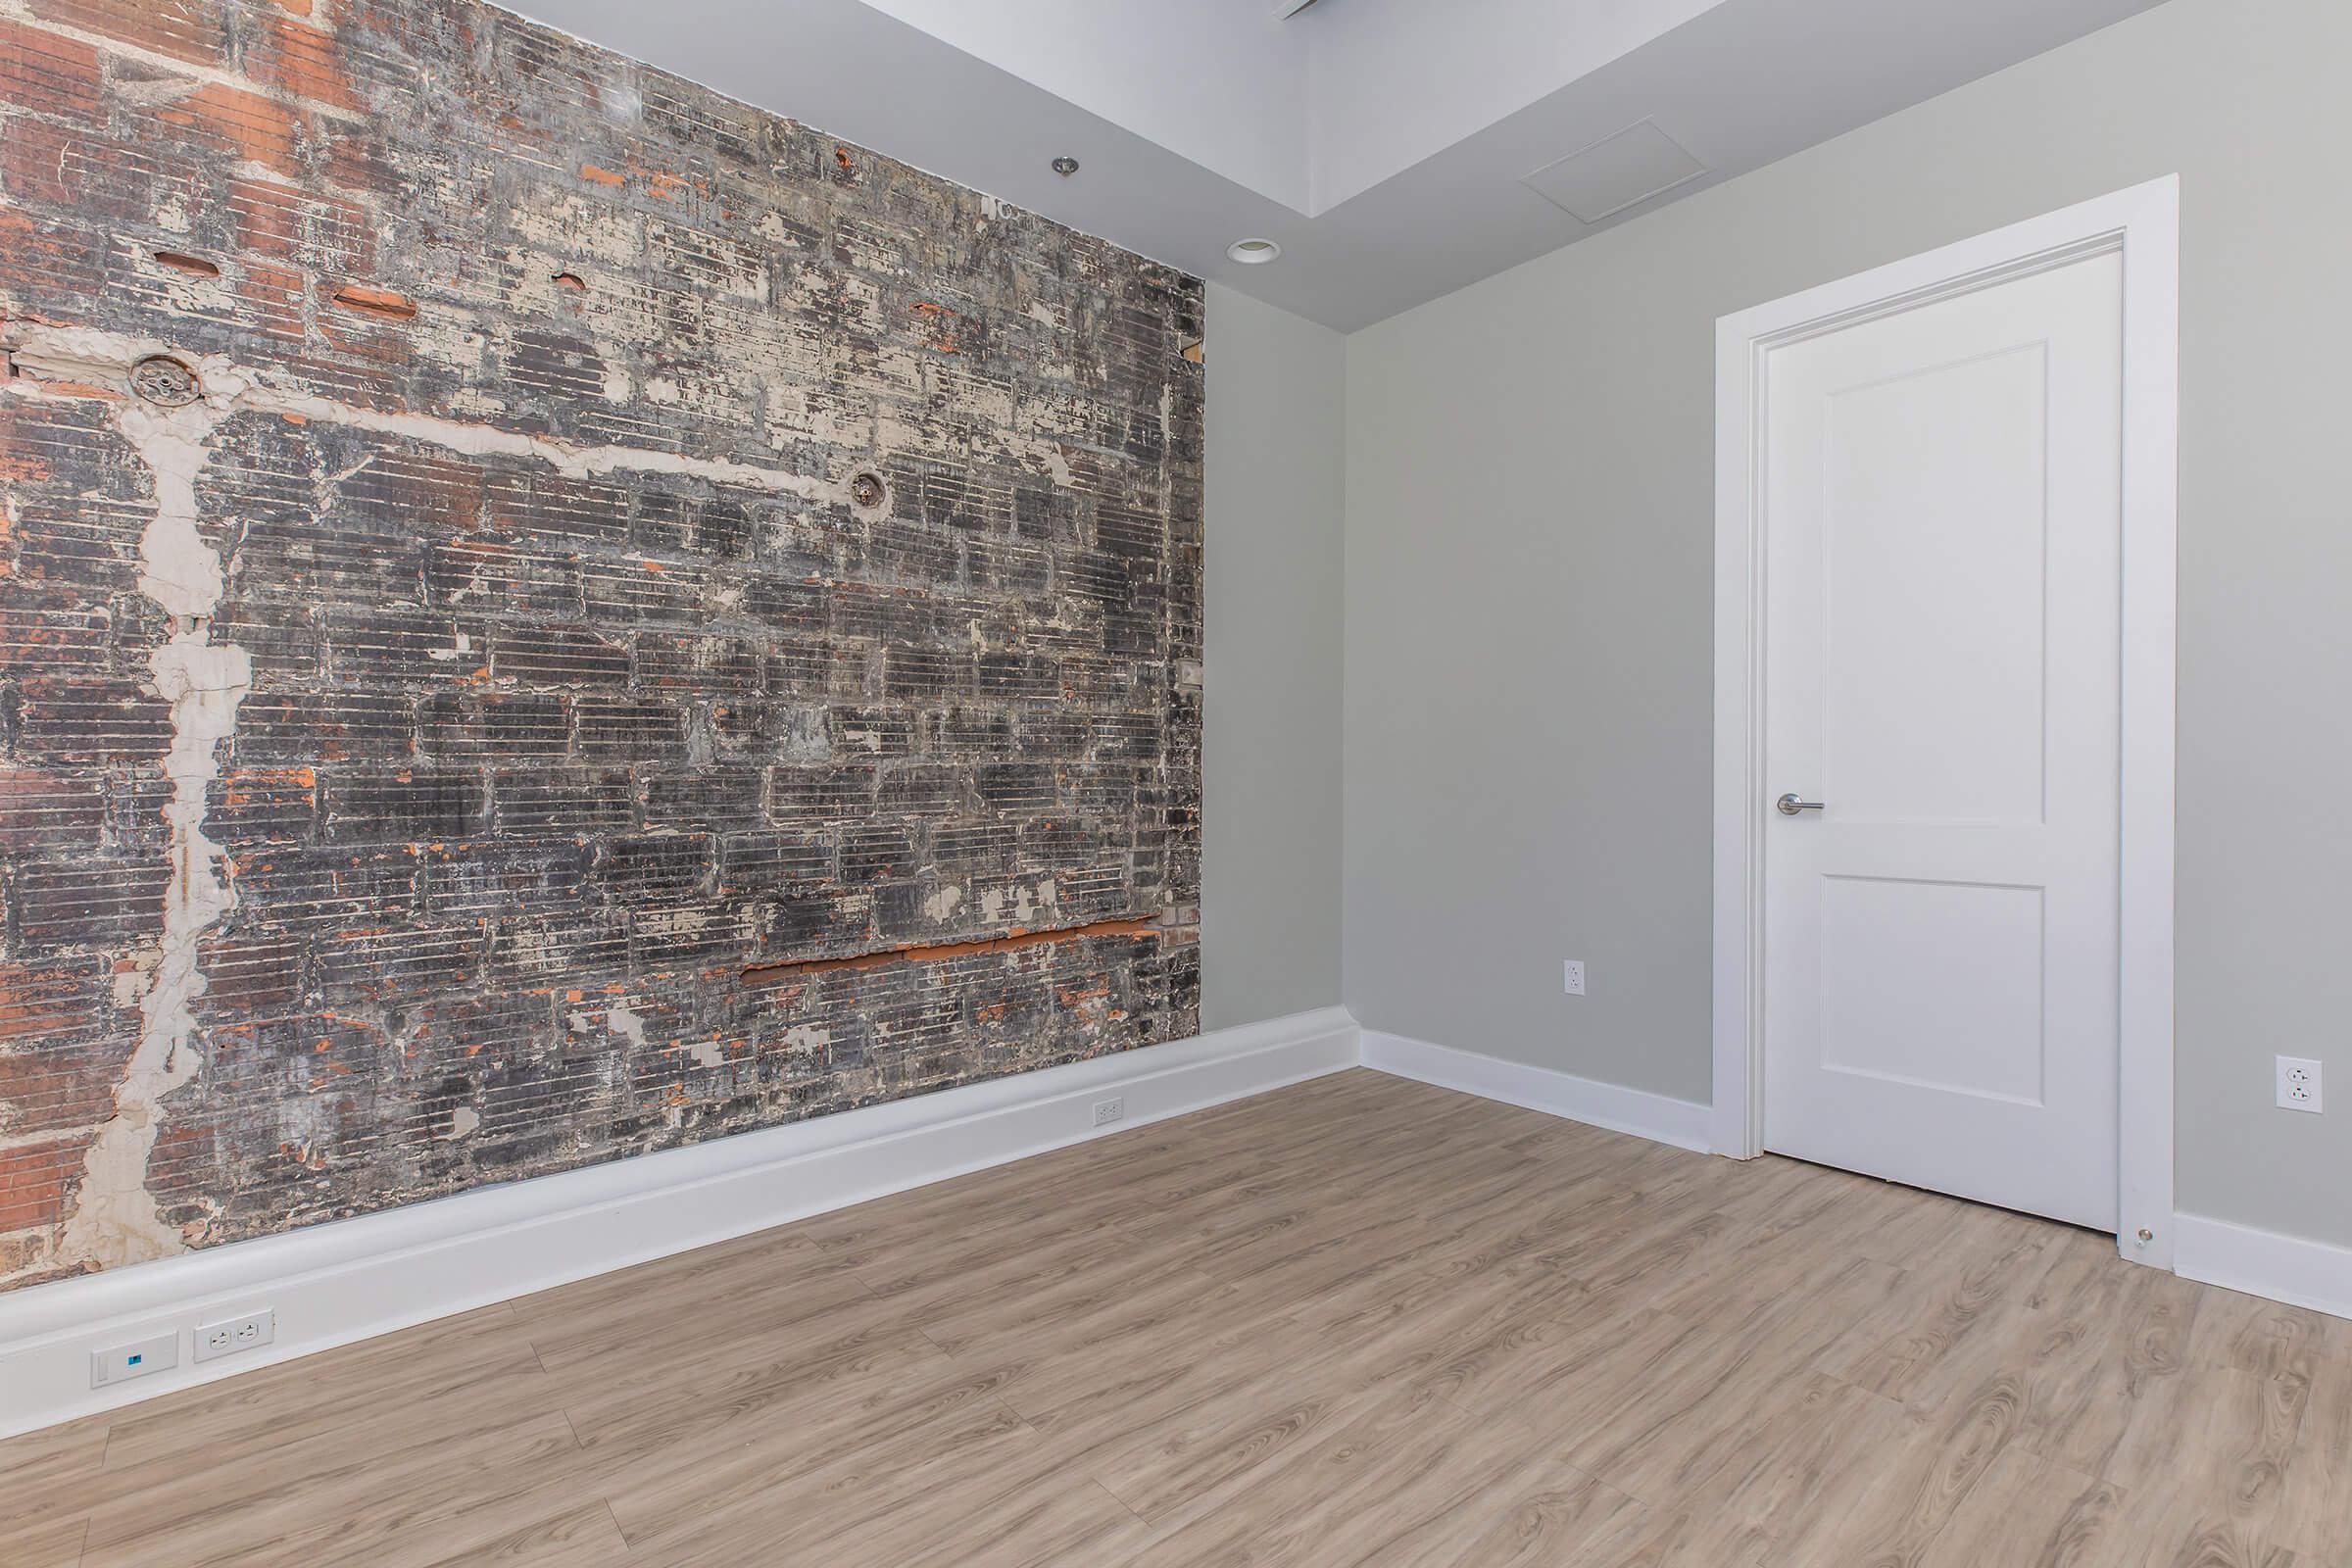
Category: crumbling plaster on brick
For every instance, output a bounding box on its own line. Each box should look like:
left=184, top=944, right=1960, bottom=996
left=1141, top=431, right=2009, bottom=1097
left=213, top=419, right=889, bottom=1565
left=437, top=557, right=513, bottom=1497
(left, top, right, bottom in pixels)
left=6, top=325, right=853, bottom=508
left=0, top=314, right=865, bottom=1273
left=0, top=0, right=1201, bottom=1289
left=0, top=334, right=251, bottom=1270
left=60, top=633, right=250, bottom=1268
left=1, top=313, right=1194, bottom=1274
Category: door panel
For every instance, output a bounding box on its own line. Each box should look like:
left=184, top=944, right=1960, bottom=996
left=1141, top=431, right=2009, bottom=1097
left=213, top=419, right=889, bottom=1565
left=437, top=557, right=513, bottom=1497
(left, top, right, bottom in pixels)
left=1822, top=344, right=2048, bottom=827
left=1762, top=252, right=2123, bottom=1230
left=1817, top=875, right=2045, bottom=1105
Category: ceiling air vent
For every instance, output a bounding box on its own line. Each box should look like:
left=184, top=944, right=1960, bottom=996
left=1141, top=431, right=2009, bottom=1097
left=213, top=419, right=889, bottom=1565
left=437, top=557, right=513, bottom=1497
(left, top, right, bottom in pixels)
left=1521, top=119, right=1708, bottom=224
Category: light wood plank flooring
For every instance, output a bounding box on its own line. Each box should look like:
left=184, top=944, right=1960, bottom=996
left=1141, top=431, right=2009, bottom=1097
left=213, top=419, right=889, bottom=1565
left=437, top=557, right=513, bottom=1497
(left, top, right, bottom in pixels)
left=6, top=1068, right=2348, bottom=1567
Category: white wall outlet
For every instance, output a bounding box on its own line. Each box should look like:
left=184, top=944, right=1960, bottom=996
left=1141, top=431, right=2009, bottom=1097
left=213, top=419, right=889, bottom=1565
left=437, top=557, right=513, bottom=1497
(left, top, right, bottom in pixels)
left=193, top=1307, right=276, bottom=1364
left=2277, top=1055, right=2322, bottom=1113
left=1562, top=959, right=1586, bottom=997
left=1092, top=1096, right=1125, bottom=1127
left=92, top=1330, right=178, bottom=1389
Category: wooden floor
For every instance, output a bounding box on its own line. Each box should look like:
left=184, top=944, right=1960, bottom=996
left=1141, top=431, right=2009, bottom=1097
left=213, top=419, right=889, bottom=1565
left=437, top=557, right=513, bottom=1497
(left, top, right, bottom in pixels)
left=6, top=1069, right=2348, bottom=1568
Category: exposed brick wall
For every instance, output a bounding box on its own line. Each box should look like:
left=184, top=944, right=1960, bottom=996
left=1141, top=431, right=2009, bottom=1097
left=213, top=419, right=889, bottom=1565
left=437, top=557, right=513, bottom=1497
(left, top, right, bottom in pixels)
left=0, top=0, right=1202, bottom=1287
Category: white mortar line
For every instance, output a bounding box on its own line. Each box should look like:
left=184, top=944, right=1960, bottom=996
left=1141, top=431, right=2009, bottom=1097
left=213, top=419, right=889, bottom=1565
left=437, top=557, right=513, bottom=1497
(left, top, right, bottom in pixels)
left=3, top=324, right=847, bottom=503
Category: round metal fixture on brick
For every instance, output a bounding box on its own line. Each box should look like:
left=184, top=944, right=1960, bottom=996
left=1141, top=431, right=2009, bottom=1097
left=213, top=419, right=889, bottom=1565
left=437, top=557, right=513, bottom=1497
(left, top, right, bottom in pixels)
left=850, top=469, right=889, bottom=512
left=129, top=354, right=202, bottom=408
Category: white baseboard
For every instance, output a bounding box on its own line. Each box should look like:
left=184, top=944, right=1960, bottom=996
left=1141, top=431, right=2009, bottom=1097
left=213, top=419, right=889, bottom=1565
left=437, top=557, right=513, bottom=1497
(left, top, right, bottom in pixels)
left=2175, top=1211, right=2352, bottom=1323
left=18, top=1004, right=2337, bottom=1441
left=1360, top=1029, right=1713, bottom=1152
left=0, top=1005, right=1357, bottom=1439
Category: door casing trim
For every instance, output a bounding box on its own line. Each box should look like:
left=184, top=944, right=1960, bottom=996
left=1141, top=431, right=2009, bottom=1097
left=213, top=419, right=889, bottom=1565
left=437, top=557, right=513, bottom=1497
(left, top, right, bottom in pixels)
left=1708, top=175, right=2180, bottom=1267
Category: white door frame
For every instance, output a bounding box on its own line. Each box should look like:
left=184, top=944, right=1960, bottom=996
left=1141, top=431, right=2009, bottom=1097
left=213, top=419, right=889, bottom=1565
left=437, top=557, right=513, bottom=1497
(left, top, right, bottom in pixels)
left=1709, top=175, right=2180, bottom=1266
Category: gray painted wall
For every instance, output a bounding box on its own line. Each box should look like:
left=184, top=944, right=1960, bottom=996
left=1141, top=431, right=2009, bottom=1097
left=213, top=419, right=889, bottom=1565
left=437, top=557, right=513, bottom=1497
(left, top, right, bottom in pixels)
left=1202, top=285, right=1348, bottom=1028
left=1344, top=0, right=2352, bottom=1246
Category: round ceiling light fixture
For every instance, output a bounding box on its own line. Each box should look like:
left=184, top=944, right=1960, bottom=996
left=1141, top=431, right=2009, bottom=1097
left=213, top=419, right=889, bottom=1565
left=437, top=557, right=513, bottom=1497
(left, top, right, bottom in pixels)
left=1226, top=237, right=1282, bottom=265
left=1051, top=157, right=1080, bottom=177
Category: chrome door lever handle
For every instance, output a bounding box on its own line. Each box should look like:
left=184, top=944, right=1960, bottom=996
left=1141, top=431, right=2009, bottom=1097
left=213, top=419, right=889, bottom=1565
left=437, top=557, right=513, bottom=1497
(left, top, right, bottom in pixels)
left=1776, top=794, right=1825, bottom=815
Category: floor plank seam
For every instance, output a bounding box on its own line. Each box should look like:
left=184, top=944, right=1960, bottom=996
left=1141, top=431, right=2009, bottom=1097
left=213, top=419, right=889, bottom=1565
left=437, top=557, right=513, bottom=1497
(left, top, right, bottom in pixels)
left=599, top=1496, right=633, bottom=1554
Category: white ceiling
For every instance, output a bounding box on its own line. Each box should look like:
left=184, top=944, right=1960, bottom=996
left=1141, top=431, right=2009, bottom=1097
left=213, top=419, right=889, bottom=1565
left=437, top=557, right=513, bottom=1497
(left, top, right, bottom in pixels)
left=1301, top=0, right=1731, bottom=214
left=511, top=0, right=2171, bottom=331
left=852, top=0, right=1737, bottom=217
left=857, top=0, right=1318, bottom=212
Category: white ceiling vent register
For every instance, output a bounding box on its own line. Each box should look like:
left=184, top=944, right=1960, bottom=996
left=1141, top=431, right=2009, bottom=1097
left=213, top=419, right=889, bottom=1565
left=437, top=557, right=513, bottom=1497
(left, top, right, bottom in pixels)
left=1521, top=119, right=1709, bottom=224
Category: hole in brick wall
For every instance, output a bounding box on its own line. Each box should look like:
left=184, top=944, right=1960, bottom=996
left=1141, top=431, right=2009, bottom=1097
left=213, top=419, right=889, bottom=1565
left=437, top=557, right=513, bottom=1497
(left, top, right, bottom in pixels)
left=850, top=469, right=889, bottom=512
left=153, top=250, right=222, bottom=278
left=330, top=283, right=419, bottom=320
left=552, top=270, right=586, bottom=291
left=128, top=354, right=202, bottom=408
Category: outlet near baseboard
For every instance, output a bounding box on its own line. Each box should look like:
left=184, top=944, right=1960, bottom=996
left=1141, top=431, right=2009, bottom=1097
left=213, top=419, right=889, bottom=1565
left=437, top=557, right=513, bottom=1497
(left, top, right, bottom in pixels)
left=194, top=1308, right=276, bottom=1364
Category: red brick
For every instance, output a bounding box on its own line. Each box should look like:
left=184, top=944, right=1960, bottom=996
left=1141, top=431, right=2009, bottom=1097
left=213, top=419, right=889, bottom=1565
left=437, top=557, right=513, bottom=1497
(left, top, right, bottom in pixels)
left=0, top=599, right=121, bottom=679
left=27, top=0, right=225, bottom=68
left=10, top=858, right=170, bottom=950
left=197, top=934, right=304, bottom=1014
left=0, top=20, right=99, bottom=121
left=238, top=258, right=309, bottom=342
left=243, top=8, right=358, bottom=110
left=149, top=82, right=307, bottom=178
left=0, top=1131, right=94, bottom=1232
left=225, top=175, right=371, bottom=271
left=0, top=768, right=107, bottom=853
left=0, top=198, right=109, bottom=294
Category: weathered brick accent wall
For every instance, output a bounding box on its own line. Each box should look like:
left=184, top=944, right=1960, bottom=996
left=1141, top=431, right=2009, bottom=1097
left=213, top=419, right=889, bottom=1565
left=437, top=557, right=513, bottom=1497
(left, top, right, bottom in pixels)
left=0, top=0, right=1202, bottom=1288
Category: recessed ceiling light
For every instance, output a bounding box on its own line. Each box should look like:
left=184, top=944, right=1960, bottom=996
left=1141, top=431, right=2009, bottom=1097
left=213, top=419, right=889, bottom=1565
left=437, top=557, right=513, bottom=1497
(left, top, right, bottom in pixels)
left=1052, top=157, right=1080, bottom=177
left=1227, top=238, right=1281, bottom=265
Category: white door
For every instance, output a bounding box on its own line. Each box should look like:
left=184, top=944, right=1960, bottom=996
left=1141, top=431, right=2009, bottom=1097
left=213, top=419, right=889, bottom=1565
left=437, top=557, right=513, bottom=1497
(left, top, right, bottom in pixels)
left=1760, top=252, right=2123, bottom=1230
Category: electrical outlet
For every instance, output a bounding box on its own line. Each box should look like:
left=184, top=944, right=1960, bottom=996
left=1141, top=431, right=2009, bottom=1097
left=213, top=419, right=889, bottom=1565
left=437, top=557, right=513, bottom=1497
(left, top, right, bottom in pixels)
left=193, top=1307, right=275, bottom=1364
left=2277, top=1055, right=2323, bottom=1113
left=1092, top=1096, right=1125, bottom=1127
left=92, top=1330, right=178, bottom=1389
left=1562, top=959, right=1586, bottom=997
